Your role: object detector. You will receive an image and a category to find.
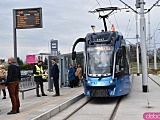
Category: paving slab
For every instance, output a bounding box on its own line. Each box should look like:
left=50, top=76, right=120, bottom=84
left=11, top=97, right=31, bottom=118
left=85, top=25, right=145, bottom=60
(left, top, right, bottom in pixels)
left=115, top=74, right=160, bottom=120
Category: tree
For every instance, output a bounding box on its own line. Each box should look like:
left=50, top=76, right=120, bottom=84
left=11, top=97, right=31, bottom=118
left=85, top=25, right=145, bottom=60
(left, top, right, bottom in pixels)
left=43, top=57, right=48, bottom=69
left=129, top=44, right=136, bottom=62
left=17, top=57, right=23, bottom=65
left=157, top=47, right=160, bottom=62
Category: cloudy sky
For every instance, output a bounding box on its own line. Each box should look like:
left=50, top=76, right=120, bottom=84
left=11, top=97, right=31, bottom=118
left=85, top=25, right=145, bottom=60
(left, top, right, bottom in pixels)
left=0, top=0, right=160, bottom=61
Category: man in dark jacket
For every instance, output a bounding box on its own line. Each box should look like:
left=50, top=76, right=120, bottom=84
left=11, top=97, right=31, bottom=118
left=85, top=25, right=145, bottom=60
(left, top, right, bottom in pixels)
left=33, top=60, right=47, bottom=97
left=50, top=59, right=60, bottom=96
left=6, top=57, right=21, bottom=114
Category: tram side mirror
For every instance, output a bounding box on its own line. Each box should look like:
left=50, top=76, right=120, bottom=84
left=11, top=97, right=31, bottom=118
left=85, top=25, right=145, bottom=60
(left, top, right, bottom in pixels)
left=72, top=51, right=76, bottom=60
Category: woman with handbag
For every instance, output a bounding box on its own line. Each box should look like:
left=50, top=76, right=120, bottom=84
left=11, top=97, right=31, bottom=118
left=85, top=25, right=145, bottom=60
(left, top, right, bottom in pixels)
left=0, top=64, right=6, bottom=99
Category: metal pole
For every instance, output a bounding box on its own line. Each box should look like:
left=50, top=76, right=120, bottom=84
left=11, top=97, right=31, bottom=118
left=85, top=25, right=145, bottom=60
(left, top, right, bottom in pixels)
left=13, top=9, right=17, bottom=62
left=48, top=56, right=53, bottom=92
left=140, top=0, right=148, bottom=92
left=154, top=31, right=157, bottom=70
left=136, top=11, right=140, bottom=76
left=148, top=12, right=151, bottom=68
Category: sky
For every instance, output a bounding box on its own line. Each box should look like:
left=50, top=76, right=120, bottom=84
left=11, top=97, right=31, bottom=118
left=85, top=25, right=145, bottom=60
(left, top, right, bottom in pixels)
left=0, top=0, right=160, bottom=62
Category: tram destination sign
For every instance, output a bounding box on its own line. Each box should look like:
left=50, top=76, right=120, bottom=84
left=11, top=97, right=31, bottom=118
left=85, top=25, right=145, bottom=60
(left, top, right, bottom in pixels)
left=13, top=7, right=42, bottom=29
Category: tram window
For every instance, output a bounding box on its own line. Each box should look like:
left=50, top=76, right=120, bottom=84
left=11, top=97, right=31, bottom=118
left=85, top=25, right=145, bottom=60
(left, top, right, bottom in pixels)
left=115, top=47, right=129, bottom=75
left=121, top=47, right=129, bottom=74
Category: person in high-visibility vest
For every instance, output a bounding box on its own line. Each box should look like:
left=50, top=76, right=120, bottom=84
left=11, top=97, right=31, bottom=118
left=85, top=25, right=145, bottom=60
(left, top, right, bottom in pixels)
left=33, top=60, right=47, bottom=97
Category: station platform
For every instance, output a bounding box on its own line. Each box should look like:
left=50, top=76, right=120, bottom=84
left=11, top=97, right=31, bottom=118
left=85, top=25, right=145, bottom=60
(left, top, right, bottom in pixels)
left=0, top=83, right=84, bottom=120
left=115, top=74, right=160, bottom=120
left=0, top=74, right=160, bottom=120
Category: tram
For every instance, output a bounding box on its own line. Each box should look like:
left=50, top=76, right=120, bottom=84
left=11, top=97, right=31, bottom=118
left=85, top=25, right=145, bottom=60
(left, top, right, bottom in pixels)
left=72, top=7, right=131, bottom=97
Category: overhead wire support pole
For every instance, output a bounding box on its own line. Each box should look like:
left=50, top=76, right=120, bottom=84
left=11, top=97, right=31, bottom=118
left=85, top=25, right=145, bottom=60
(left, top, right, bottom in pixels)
left=140, top=0, right=148, bottom=92
left=154, top=31, right=157, bottom=70
left=119, top=0, right=148, bottom=92
left=147, top=12, right=151, bottom=69
left=153, top=29, right=160, bottom=70
left=135, top=9, right=140, bottom=76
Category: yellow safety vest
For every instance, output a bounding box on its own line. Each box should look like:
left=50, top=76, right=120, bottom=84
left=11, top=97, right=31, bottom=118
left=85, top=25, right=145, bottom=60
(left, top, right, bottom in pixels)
left=34, top=65, right=43, bottom=76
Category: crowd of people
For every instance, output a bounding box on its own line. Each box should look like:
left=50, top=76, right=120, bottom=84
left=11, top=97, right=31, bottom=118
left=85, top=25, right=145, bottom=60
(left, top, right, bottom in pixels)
left=0, top=57, right=83, bottom=115
left=68, top=63, right=83, bottom=88
left=0, top=57, right=60, bottom=115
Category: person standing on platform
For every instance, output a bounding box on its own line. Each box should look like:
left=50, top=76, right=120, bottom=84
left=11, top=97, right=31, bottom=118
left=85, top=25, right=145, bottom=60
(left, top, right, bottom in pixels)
left=6, top=57, right=21, bottom=114
left=75, top=64, right=82, bottom=87
left=33, top=60, right=47, bottom=97
left=0, top=65, right=7, bottom=99
left=50, top=59, right=60, bottom=96
left=68, top=64, right=75, bottom=88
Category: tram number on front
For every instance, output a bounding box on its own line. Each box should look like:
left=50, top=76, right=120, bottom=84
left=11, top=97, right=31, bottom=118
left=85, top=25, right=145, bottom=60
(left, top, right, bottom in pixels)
left=96, top=38, right=105, bottom=41
left=97, top=46, right=111, bottom=51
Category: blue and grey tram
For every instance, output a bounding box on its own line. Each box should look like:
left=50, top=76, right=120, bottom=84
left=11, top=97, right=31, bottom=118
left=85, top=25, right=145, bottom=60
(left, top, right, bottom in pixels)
left=72, top=31, right=131, bottom=97
left=72, top=7, right=131, bottom=97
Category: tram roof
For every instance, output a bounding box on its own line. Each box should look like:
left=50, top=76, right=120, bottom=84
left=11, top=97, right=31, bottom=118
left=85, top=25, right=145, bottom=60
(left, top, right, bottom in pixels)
left=86, top=31, right=123, bottom=37
left=85, top=31, right=124, bottom=43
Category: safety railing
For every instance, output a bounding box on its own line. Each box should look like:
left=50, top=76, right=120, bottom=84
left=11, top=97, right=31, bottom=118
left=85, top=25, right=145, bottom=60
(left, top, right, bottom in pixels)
left=19, top=76, right=36, bottom=99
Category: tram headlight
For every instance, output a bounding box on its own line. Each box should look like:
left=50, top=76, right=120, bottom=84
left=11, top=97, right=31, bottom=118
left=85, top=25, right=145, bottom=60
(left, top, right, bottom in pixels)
left=87, top=80, right=91, bottom=83
left=109, top=80, right=113, bottom=84
left=109, top=79, right=116, bottom=84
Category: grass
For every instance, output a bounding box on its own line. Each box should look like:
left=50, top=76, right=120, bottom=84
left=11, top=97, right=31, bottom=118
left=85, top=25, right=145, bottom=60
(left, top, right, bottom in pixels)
left=130, top=62, right=160, bottom=74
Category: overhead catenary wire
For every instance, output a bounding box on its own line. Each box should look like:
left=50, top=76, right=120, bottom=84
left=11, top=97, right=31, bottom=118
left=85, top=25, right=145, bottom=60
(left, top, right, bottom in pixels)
left=118, top=0, right=160, bottom=47
left=95, top=0, right=101, bottom=7
left=124, top=19, right=131, bottom=37
left=118, top=0, right=138, bottom=14
left=125, top=15, right=135, bottom=38
left=89, top=0, right=113, bottom=29
left=124, top=12, right=135, bottom=37
left=146, top=0, right=160, bottom=13
left=147, top=21, right=160, bottom=43
left=119, top=0, right=160, bottom=14
left=89, top=0, right=104, bottom=12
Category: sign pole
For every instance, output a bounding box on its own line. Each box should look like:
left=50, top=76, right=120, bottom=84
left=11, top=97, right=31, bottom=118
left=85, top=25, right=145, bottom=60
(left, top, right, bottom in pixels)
left=13, top=9, right=17, bottom=62
left=48, top=40, right=58, bottom=92
left=13, top=8, right=43, bottom=62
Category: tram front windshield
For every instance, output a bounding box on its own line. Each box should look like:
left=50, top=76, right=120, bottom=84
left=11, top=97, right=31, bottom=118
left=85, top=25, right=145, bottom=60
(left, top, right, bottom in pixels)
left=87, top=45, right=114, bottom=77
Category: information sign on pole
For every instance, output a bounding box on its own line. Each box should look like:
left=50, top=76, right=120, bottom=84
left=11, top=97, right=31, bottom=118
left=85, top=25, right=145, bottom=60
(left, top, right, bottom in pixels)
left=50, top=40, right=58, bottom=56
left=13, top=7, right=42, bottom=29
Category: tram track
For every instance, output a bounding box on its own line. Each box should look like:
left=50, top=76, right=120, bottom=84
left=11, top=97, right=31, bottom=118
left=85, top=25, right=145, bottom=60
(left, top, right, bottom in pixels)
left=63, top=97, right=93, bottom=120
left=108, top=96, right=123, bottom=120
left=61, top=96, right=123, bottom=120
left=148, top=75, right=160, bottom=86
